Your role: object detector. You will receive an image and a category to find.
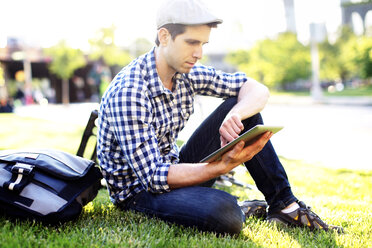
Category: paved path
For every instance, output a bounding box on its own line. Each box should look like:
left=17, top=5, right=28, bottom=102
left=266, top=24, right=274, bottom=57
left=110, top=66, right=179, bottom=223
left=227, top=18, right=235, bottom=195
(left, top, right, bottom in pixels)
left=261, top=102, right=372, bottom=171
left=14, top=102, right=100, bottom=125
left=13, top=95, right=372, bottom=171
left=179, top=95, right=372, bottom=171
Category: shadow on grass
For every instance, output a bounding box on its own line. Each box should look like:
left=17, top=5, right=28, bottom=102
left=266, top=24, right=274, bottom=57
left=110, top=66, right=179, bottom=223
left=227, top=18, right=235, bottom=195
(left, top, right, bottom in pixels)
left=243, top=216, right=344, bottom=248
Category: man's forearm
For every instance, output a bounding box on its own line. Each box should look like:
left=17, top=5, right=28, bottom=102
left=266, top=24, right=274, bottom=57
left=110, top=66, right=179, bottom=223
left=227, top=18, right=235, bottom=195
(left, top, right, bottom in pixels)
left=167, top=162, right=222, bottom=189
left=230, top=78, right=270, bottom=120
left=167, top=132, right=272, bottom=189
left=167, top=143, right=246, bottom=189
left=218, top=78, right=270, bottom=146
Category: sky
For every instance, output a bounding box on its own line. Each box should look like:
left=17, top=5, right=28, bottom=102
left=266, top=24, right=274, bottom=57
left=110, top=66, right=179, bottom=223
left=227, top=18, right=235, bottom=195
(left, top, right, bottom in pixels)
left=0, top=0, right=346, bottom=53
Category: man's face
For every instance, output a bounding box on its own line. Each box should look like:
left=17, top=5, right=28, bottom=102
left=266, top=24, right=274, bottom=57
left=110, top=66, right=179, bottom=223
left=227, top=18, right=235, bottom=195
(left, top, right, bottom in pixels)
left=163, top=25, right=211, bottom=74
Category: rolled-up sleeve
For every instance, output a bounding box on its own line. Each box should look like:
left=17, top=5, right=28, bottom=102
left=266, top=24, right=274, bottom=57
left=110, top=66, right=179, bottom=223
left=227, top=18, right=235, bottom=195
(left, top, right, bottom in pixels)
left=188, top=65, right=247, bottom=98
left=108, top=86, right=170, bottom=193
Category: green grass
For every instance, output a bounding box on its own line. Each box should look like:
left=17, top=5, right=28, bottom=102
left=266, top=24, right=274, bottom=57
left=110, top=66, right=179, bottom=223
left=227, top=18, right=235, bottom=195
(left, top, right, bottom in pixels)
left=324, top=84, right=372, bottom=97
left=1, top=113, right=372, bottom=247
left=0, top=114, right=95, bottom=157
left=271, top=84, right=372, bottom=97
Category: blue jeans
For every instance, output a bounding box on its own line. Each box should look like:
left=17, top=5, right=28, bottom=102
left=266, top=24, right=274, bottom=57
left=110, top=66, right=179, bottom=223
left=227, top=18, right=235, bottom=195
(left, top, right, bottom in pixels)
left=122, top=98, right=297, bottom=235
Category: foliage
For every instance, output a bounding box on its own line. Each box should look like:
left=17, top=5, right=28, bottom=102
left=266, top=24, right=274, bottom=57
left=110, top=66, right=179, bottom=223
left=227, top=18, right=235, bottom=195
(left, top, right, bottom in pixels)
left=319, top=26, right=372, bottom=81
left=353, top=36, right=372, bottom=79
left=88, top=25, right=132, bottom=67
left=319, top=27, right=359, bottom=81
left=228, top=27, right=372, bottom=89
left=44, top=40, right=86, bottom=80
left=0, top=65, right=7, bottom=101
left=226, top=49, right=250, bottom=68
left=0, top=65, right=4, bottom=83
left=227, top=32, right=311, bottom=88
left=44, top=41, right=86, bottom=104
left=318, top=39, right=341, bottom=81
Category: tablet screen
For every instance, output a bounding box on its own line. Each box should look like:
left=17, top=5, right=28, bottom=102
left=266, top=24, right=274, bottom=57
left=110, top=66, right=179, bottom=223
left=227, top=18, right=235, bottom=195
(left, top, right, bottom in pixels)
left=200, top=125, right=283, bottom=163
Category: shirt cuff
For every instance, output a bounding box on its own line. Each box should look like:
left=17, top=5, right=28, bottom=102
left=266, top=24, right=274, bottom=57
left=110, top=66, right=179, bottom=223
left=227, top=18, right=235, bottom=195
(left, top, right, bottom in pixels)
left=149, top=162, right=171, bottom=193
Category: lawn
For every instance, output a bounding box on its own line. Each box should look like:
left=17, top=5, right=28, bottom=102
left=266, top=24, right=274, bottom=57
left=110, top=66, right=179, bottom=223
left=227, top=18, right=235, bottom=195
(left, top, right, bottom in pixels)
left=324, top=84, right=372, bottom=97
left=0, top=113, right=371, bottom=248
left=272, top=84, right=372, bottom=97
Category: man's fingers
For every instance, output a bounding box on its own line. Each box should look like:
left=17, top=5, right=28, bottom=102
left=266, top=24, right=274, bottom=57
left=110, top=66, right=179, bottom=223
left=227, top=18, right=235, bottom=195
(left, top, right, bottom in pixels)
left=219, top=113, right=244, bottom=144
left=220, top=122, right=243, bottom=144
left=231, top=114, right=244, bottom=131
left=231, top=122, right=243, bottom=135
left=219, top=128, right=236, bottom=144
left=231, top=132, right=272, bottom=161
left=243, top=132, right=272, bottom=155
left=267, top=131, right=273, bottom=139
left=220, top=136, right=227, bottom=147
left=224, top=116, right=244, bottom=134
left=220, top=132, right=274, bottom=174
left=227, top=140, right=245, bottom=157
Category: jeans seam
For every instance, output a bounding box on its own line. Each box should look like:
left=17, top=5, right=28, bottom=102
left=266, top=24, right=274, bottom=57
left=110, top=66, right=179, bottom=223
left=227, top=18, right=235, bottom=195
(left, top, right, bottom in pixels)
left=254, top=154, right=288, bottom=211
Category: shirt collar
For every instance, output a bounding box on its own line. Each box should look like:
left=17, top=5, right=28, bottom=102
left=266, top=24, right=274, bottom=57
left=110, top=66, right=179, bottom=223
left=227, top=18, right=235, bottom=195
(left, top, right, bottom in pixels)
left=145, top=47, right=170, bottom=97
left=145, top=47, right=186, bottom=97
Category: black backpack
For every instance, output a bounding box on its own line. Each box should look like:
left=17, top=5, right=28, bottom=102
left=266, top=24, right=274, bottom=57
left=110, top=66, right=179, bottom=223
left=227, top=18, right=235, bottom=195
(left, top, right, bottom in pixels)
left=0, top=148, right=102, bottom=224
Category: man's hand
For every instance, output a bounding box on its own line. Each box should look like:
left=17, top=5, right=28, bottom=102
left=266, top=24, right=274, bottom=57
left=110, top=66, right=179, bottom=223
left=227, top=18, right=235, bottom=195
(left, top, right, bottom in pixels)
left=167, top=131, right=272, bottom=189
left=219, top=113, right=244, bottom=147
left=217, top=131, right=273, bottom=174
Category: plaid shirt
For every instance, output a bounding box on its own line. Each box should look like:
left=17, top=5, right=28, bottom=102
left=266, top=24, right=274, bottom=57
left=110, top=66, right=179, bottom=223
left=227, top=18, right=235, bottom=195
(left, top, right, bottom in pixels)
left=97, top=48, right=247, bottom=204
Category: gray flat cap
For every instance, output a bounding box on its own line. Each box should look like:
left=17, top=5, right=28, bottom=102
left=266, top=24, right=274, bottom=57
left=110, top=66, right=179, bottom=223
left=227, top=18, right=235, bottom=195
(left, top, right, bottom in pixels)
left=156, top=0, right=223, bottom=29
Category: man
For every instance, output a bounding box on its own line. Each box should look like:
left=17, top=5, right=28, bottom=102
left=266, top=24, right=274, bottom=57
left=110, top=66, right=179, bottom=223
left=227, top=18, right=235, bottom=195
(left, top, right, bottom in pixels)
left=97, top=0, right=342, bottom=235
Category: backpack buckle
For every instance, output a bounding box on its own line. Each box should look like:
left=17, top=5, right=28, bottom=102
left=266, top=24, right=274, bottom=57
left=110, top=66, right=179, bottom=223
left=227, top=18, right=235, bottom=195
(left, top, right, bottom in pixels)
left=4, top=163, right=34, bottom=193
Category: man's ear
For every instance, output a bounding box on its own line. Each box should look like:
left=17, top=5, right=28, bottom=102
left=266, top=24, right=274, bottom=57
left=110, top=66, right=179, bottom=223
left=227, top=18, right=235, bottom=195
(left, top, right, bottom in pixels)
left=157, top=28, right=170, bottom=46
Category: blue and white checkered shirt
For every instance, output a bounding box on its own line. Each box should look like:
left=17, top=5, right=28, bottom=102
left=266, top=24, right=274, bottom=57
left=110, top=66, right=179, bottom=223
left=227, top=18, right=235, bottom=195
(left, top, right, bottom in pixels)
left=97, top=48, right=247, bottom=204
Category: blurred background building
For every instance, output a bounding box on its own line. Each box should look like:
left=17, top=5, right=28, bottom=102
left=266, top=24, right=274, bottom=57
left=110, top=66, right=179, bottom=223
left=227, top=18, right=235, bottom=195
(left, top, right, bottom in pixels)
left=341, top=0, right=372, bottom=35
left=283, top=0, right=297, bottom=33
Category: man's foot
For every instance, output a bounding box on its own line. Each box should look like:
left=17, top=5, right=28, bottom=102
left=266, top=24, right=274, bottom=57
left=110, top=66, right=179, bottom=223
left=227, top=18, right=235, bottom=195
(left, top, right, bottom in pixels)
left=267, top=201, right=343, bottom=233
left=239, top=199, right=268, bottom=219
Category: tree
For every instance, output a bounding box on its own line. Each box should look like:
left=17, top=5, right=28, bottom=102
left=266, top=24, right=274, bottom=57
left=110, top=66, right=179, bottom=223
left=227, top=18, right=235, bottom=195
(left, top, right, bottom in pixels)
left=0, top=66, right=7, bottom=102
left=318, top=39, right=342, bottom=81
left=0, top=66, right=4, bottom=83
left=88, top=25, right=132, bottom=68
left=227, top=32, right=311, bottom=89
left=318, top=26, right=359, bottom=82
left=319, top=26, right=372, bottom=83
left=354, top=36, right=372, bottom=79
left=129, top=38, right=153, bottom=57
left=44, top=41, right=86, bottom=104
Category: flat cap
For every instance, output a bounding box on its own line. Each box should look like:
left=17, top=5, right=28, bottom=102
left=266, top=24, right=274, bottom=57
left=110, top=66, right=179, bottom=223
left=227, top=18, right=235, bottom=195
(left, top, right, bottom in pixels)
left=156, top=0, right=223, bottom=29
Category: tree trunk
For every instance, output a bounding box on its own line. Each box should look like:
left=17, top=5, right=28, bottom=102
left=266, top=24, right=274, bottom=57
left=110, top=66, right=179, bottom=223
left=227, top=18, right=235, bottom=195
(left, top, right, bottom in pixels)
left=62, top=78, right=69, bottom=105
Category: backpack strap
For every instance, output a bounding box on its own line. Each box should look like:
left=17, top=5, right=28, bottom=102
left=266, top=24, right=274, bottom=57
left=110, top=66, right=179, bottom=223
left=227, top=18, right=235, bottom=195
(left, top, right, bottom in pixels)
left=3, top=163, right=34, bottom=194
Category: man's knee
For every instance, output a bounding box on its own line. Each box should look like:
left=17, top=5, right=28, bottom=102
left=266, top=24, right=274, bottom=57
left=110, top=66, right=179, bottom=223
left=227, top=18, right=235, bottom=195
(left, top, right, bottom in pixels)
left=206, top=193, right=245, bottom=235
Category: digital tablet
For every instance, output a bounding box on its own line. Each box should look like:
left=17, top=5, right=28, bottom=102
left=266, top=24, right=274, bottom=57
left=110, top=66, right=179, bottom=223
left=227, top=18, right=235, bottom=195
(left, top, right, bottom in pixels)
left=200, top=125, right=283, bottom=163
